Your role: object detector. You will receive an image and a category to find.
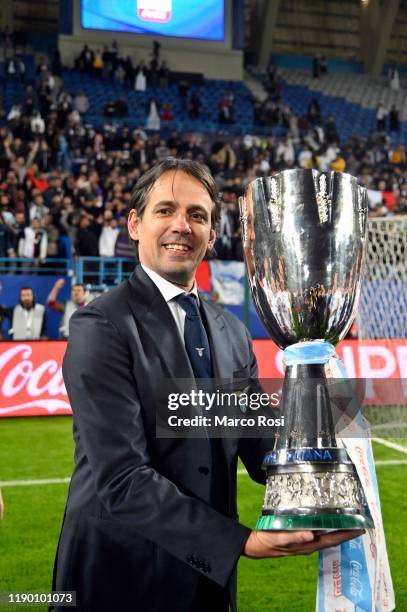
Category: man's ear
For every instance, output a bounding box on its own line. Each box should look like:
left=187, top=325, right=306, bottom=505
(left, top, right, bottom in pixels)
left=206, top=228, right=216, bottom=253
left=127, top=209, right=140, bottom=241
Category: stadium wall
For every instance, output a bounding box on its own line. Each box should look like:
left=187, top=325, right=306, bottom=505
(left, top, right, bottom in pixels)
left=58, top=0, right=244, bottom=80
left=1, top=339, right=405, bottom=417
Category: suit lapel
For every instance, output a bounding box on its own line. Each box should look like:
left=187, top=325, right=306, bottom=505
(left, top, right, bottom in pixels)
left=200, top=296, right=236, bottom=380
left=127, top=265, right=194, bottom=381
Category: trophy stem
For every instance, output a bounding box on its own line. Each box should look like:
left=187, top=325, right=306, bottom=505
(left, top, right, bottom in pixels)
left=278, top=363, right=337, bottom=450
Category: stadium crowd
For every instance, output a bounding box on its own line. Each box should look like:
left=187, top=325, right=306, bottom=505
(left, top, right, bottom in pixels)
left=0, top=52, right=406, bottom=270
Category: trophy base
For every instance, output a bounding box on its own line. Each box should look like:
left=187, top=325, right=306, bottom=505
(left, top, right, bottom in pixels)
left=259, top=447, right=374, bottom=531
left=256, top=512, right=374, bottom=531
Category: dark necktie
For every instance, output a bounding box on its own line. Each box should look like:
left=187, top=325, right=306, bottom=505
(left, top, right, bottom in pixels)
left=175, top=294, right=227, bottom=516
left=174, top=293, right=213, bottom=379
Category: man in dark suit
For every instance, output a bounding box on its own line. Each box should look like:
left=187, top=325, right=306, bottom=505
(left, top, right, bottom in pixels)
left=53, top=158, right=362, bottom=611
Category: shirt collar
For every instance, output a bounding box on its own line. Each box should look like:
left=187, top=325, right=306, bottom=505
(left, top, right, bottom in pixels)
left=141, top=264, right=199, bottom=303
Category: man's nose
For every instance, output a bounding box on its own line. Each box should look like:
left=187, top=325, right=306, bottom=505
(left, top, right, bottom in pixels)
left=171, top=212, right=192, bottom=233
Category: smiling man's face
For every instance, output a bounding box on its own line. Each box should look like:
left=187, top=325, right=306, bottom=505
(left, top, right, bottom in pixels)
left=128, top=171, right=216, bottom=290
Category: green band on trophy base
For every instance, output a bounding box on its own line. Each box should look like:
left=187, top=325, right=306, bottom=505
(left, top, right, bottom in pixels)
left=256, top=513, right=374, bottom=531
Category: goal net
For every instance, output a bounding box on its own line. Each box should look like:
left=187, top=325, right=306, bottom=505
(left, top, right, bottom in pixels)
left=358, top=217, right=407, bottom=440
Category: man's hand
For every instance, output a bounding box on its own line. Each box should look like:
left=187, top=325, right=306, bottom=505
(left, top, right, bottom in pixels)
left=47, top=278, right=65, bottom=305
left=244, top=529, right=365, bottom=558
left=53, top=278, right=65, bottom=291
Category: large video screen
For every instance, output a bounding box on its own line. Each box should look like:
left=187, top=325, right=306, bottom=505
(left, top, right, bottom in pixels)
left=81, top=0, right=225, bottom=41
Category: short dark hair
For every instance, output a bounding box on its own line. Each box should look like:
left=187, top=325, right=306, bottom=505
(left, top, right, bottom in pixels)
left=72, top=283, right=85, bottom=290
left=128, top=157, right=221, bottom=231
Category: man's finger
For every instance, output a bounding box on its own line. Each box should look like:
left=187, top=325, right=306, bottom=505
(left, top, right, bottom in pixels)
left=314, top=529, right=365, bottom=549
left=262, top=529, right=315, bottom=548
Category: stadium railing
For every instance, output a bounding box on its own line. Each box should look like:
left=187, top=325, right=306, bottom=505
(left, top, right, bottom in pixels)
left=0, top=257, right=70, bottom=275
left=75, top=257, right=135, bottom=290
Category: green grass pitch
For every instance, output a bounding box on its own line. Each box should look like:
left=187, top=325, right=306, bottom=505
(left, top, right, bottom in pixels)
left=0, top=416, right=406, bottom=611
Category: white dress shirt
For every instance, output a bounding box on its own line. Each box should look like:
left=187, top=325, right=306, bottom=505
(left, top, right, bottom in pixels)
left=141, top=264, right=199, bottom=342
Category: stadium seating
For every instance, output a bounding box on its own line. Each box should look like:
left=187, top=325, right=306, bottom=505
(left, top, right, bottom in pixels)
left=2, top=60, right=406, bottom=144
left=264, top=69, right=407, bottom=143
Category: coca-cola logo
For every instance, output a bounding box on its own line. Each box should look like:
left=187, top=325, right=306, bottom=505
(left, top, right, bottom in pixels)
left=0, top=343, right=71, bottom=416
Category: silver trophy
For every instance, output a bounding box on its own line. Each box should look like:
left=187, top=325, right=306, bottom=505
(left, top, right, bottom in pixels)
left=239, top=169, right=374, bottom=530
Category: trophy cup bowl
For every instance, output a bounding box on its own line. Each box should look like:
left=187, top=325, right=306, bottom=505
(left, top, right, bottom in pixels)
left=239, top=169, right=374, bottom=530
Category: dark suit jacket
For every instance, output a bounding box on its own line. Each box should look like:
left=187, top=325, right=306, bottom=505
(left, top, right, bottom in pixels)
left=53, top=265, right=270, bottom=611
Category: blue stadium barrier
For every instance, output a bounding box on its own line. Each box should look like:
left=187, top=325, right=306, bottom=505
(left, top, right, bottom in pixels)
left=75, top=257, right=135, bottom=290
left=0, top=258, right=70, bottom=275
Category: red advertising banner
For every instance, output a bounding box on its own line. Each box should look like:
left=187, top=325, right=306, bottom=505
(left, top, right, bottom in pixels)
left=0, top=339, right=406, bottom=417
left=0, top=341, right=70, bottom=418
left=253, top=339, right=407, bottom=379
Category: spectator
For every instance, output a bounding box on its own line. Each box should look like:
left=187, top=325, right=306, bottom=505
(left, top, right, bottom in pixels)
left=123, top=56, right=134, bottom=88
left=214, top=143, right=237, bottom=171
left=134, top=63, right=147, bottom=91
left=0, top=194, right=15, bottom=225
left=114, top=215, right=134, bottom=260
left=44, top=213, right=60, bottom=258
left=5, top=211, right=26, bottom=259
left=178, top=79, right=189, bottom=110
left=75, top=215, right=100, bottom=257
left=0, top=287, right=47, bottom=340
left=46, top=278, right=92, bottom=337
left=35, top=140, right=53, bottom=173
left=43, top=175, right=64, bottom=207
left=78, top=45, right=94, bottom=73
left=161, top=103, right=172, bottom=123
left=388, top=64, right=400, bottom=91
left=114, top=62, right=126, bottom=85
left=30, top=111, right=45, bottom=135
left=108, top=40, right=119, bottom=72
left=114, top=97, right=128, bottom=118
left=376, top=103, right=387, bottom=132
left=29, top=192, right=49, bottom=223
left=325, top=116, right=339, bottom=144
left=390, top=144, right=406, bottom=166
left=7, top=104, right=21, bottom=122
left=307, top=98, right=321, bottom=125
left=146, top=98, right=160, bottom=131
left=312, top=54, right=320, bottom=78
left=218, top=93, right=234, bottom=124
left=389, top=105, right=400, bottom=133
left=93, top=49, right=103, bottom=76
left=319, top=144, right=339, bottom=171
left=276, top=136, right=295, bottom=166
left=74, top=91, right=90, bottom=115
left=189, top=91, right=202, bottom=119
left=155, top=139, right=171, bottom=161
left=103, top=100, right=116, bottom=118
left=319, top=56, right=328, bottom=76
left=158, top=60, right=169, bottom=88
left=18, top=217, right=48, bottom=265
left=98, top=210, right=119, bottom=257
left=6, top=57, right=17, bottom=79
left=298, top=143, right=313, bottom=169
left=330, top=152, right=346, bottom=172
left=215, top=201, right=234, bottom=259
left=0, top=211, right=11, bottom=258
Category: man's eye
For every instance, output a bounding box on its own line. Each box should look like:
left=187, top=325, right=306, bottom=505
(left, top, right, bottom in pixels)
left=191, top=212, right=206, bottom=221
left=157, top=208, right=172, bottom=215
